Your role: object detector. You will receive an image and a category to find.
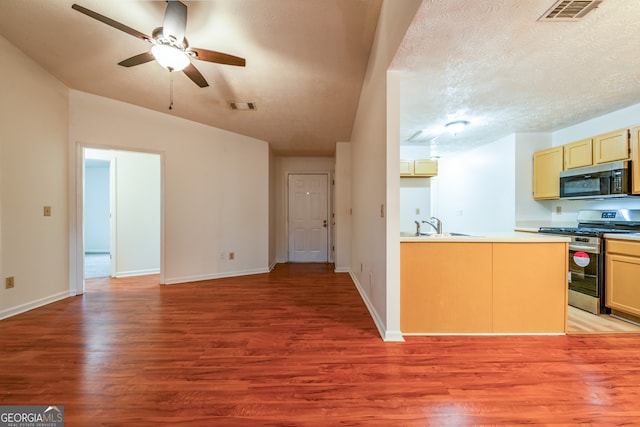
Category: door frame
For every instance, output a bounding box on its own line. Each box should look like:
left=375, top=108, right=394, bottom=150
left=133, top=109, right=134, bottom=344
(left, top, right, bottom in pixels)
left=286, top=172, right=331, bottom=263
left=72, top=142, right=165, bottom=294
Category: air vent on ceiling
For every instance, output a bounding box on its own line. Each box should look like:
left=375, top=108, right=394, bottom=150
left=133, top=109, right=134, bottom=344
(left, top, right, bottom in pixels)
left=229, top=101, right=257, bottom=110
left=538, top=0, right=603, bottom=21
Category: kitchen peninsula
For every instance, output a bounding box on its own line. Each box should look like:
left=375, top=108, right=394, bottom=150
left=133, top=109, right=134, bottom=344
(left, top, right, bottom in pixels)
left=400, top=233, right=570, bottom=335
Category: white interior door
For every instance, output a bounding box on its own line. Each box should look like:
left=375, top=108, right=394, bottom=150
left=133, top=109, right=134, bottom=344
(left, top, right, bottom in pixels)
left=288, top=174, right=328, bottom=262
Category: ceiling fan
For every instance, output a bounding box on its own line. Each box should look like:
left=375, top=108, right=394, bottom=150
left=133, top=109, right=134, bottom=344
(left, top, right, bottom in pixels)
left=71, top=0, right=246, bottom=88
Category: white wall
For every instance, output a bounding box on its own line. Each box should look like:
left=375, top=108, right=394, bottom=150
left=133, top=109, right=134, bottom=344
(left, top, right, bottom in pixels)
left=69, top=90, right=270, bottom=287
left=434, top=135, right=516, bottom=233
left=334, top=142, right=351, bottom=272
left=268, top=149, right=277, bottom=269
left=112, top=151, right=161, bottom=277
left=0, top=35, right=69, bottom=318
left=274, top=156, right=335, bottom=263
left=350, top=0, right=422, bottom=341
left=399, top=178, right=431, bottom=232
left=84, top=160, right=110, bottom=253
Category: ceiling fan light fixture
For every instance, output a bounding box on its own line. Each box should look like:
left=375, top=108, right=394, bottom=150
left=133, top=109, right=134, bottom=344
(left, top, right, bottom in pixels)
left=151, top=44, right=190, bottom=71
left=445, top=120, right=469, bottom=135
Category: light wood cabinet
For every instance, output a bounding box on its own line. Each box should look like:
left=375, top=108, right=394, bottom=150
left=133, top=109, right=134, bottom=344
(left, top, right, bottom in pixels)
left=400, top=160, right=413, bottom=176
left=563, top=138, right=592, bottom=169
left=533, top=146, right=563, bottom=200
left=606, top=239, right=640, bottom=318
left=401, top=243, right=493, bottom=333
left=593, top=129, right=630, bottom=164
left=492, top=243, right=567, bottom=333
left=631, top=126, right=640, bottom=194
left=400, top=159, right=438, bottom=177
left=401, top=241, right=568, bottom=334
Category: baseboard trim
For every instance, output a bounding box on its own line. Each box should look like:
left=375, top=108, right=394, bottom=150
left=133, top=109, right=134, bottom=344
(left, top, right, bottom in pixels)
left=349, top=271, right=404, bottom=342
left=163, top=268, right=270, bottom=285
left=0, top=290, right=72, bottom=320
left=114, top=268, right=160, bottom=278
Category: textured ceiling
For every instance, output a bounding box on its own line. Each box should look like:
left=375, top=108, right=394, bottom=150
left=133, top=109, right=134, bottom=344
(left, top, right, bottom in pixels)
left=2, top=1, right=639, bottom=159
left=393, top=0, right=640, bottom=157
left=0, top=0, right=381, bottom=156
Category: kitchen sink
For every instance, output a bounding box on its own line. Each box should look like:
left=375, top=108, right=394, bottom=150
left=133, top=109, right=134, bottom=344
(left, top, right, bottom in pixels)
left=400, top=231, right=471, bottom=237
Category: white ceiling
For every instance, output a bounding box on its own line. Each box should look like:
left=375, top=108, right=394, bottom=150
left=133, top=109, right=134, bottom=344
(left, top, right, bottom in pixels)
left=393, top=0, right=640, bottom=157
left=1, top=1, right=639, bottom=158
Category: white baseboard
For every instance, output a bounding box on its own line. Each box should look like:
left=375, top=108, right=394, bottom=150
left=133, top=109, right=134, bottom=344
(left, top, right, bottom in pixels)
left=114, top=268, right=160, bottom=278
left=0, top=290, right=72, bottom=320
left=163, top=267, right=270, bottom=285
left=349, top=271, right=404, bottom=342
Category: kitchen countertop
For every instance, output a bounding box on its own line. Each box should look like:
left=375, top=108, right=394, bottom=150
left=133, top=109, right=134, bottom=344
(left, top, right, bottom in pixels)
left=604, top=233, right=640, bottom=242
left=514, top=220, right=577, bottom=233
left=400, top=232, right=570, bottom=243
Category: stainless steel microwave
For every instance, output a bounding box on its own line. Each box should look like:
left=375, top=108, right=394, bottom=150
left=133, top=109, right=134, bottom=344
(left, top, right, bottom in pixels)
left=559, top=160, right=631, bottom=199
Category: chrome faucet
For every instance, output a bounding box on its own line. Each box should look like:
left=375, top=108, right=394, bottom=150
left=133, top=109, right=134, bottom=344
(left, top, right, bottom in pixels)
left=423, top=217, right=443, bottom=234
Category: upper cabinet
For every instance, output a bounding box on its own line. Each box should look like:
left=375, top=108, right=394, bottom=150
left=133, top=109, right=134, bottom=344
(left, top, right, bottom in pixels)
left=533, top=146, right=563, bottom=200
left=400, top=159, right=438, bottom=177
left=400, top=160, right=413, bottom=176
left=593, top=129, right=630, bottom=164
left=631, top=126, right=640, bottom=195
left=563, top=138, right=592, bottom=169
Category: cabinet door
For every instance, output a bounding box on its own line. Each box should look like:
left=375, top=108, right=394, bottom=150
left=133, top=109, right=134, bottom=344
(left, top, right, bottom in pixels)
left=400, top=243, right=493, bottom=333
left=563, top=138, right=592, bottom=169
left=593, top=129, right=630, bottom=164
left=492, top=243, right=567, bottom=333
left=631, top=127, right=640, bottom=194
left=400, top=160, right=413, bottom=176
left=533, top=146, right=563, bottom=200
left=606, top=252, right=640, bottom=317
left=413, top=159, right=438, bottom=176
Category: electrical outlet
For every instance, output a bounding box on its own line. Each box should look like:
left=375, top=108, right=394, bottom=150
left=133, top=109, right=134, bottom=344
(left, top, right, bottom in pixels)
left=229, top=252, right=235, bottom=260
left=415, top=208, right=420, bottom=215
left=5, top=276, right=15, bottom=289
left=43, top=206, right=52, bottom=216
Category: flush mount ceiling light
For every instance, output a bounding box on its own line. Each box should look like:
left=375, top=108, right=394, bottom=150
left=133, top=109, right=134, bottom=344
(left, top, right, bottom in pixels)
left=445, top=120, right=469, bottom=135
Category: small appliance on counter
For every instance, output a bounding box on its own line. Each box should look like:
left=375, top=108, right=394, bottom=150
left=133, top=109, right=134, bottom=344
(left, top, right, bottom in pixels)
left=538, top=209, right=640, bottom=314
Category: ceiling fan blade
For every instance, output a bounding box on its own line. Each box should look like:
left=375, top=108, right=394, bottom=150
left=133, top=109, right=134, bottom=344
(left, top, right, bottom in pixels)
left=182, top=63, right=209, bottom=88
left=190, top=47, right=246, bottom=67
left=162, top=0, right=187, bottom=44
left=118, top=52, right=155, bottom=67
left=71, top=4, right=150, bottom=41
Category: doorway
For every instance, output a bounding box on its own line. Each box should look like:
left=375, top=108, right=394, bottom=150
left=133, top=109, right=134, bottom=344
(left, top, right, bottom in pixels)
left=81, top=147, right=162, bottom=287
left=84, top=149, right=114, bottom=278
left=287, top=173, right=329, bottom=262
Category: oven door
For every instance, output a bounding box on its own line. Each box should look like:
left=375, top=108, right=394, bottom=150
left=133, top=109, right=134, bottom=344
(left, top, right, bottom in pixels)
left=568, top=244, right=599, bottom=297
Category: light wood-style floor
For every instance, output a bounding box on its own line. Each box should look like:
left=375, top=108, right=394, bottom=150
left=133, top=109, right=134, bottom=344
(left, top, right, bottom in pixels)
left=568, top=305, right=640, bottom=333
left=2, top=264, right=640, bottom=426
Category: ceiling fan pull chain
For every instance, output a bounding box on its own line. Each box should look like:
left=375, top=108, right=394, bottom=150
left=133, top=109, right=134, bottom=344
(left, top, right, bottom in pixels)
left=169, top=72, right=174, bottom=110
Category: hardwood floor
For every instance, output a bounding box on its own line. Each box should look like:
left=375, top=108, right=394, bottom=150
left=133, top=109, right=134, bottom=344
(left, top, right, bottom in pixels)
left=2, top=263, right=640, bottom=425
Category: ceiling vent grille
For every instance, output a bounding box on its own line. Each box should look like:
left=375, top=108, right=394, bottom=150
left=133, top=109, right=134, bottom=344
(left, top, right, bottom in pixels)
left=229, top=101, right=257, bottom=110
left=538, top=0, right=603, bottom=21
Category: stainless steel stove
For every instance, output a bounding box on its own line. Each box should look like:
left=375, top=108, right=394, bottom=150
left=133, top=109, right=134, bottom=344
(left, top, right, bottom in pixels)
left=538, top=209, right=640, bottom=314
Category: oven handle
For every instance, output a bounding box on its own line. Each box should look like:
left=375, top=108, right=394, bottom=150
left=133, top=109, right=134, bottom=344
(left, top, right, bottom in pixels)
left=569, top=244, right=599, bottom=254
